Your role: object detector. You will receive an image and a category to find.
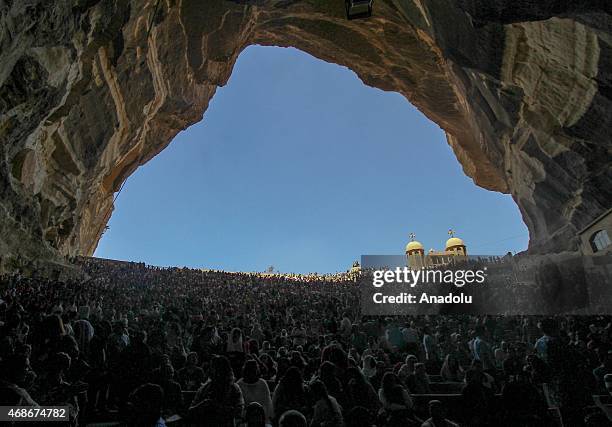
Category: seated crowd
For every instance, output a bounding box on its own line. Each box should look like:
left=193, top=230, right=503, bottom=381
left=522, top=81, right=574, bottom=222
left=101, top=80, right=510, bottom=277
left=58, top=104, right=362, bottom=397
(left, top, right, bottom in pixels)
left=0, top=258, right=611, bottom=426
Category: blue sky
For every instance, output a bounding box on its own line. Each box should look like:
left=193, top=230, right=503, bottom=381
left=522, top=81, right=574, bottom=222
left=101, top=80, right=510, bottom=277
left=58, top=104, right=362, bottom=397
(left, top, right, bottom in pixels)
left=95, top=46, right=528, bottom=273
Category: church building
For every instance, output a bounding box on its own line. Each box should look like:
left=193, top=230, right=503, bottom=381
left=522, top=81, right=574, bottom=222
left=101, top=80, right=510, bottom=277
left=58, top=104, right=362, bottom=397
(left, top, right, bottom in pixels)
left=405, top=230, right=468, bottom=269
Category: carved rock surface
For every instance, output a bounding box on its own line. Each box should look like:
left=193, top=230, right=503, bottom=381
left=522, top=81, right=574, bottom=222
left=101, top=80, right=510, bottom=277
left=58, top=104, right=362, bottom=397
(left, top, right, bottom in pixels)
left=1, top=0, right=611, bottom=271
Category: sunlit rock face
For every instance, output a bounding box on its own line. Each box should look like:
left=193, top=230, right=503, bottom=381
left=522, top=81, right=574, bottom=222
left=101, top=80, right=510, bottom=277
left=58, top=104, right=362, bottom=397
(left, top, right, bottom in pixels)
left=1, top=0, right=611, bottom=271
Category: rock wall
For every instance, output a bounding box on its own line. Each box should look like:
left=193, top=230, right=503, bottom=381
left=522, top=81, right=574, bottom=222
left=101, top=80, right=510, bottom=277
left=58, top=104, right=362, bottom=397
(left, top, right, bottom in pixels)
left=1, top=0, right=611, bottom=272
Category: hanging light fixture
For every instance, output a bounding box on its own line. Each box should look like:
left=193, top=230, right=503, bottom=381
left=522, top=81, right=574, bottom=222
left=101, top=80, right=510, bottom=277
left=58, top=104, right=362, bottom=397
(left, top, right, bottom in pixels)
left=345, top=0, right=373, bottom=20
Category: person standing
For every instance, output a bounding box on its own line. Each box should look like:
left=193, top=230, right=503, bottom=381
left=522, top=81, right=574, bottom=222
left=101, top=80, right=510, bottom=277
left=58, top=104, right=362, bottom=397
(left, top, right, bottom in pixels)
left=473, top=326, right=495, bottom=372
left=237, top=360, right=274, bottom=424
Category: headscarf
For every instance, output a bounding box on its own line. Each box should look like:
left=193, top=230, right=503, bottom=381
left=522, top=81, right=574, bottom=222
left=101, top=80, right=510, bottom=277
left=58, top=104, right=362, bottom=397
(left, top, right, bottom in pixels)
left=361, top=355, right=376, bottom=378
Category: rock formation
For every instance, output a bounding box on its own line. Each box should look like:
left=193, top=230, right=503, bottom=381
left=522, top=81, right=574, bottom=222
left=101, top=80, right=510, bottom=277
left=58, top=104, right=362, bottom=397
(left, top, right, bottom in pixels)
left=1, top=0, right=611, bottom=272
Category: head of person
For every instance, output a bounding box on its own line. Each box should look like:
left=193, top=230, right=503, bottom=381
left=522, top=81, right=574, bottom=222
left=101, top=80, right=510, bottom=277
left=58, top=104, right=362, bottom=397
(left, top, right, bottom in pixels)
left=260, top=352, right=272, bottom=367
left=231, top=327, right=242, bottom=342
left=321, top=344, right=348, bottom=369
left=344, top=365, right=360, bottom=379
left=279, top=366, right=304, bottom=394
left=540, top=318, right=559, bottom=336
left=396, top=362, right=410, bottom=379
left=127, top=383, right=164, bottom=427
left=362, top=355, right=375, bottom=371
left=605, top=373, right=612, bottom=397
left=278, top=410, right=307, bottom=427
left=387, top=384, right=406, bottom=406
left=113, top=321, right=125, bottom=335
left=513, top=342, right=527, bottom=359
left=247, top=339, right=259, bottom=354
left=210, top=355, right=234, bottom=386
left=310, top=379, right=329, bottom=401
left=160, top=363, right=175, bottom=382
left=405, top=354, right=418, bottom=371
left=59, top=335, right=80, bottom=359
left=290, top=350, right=304, bottom=365
left=44, top=314, right=66, bottom=339
left=429, top=400, right=445, bottom=421
left=319, top=361, right=336, bottom=380
left=133, top=329, right=147, bottom=344
left=186, top=351, right=199, bottom=367
left=242, top=359, right=260, bottom=384
left=278, top=346, right=288, bottom=358
left=78, top=305, right=90, bottom=320
left=414, top=362, right=427, bottom=378
left=245, top=402, right=266, bottom=427
left=4, top=310, right=21, bottom=331
left=381, top=371, right=398, bottom=394
left=275, top=354, right=288, bottom=372
left=505, top=343, right=517, bottom=359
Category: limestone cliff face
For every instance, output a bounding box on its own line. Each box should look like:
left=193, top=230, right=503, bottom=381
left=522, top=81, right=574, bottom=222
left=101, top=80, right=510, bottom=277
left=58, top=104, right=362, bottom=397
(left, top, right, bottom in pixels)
left=1, top=0, right=611, bottom=271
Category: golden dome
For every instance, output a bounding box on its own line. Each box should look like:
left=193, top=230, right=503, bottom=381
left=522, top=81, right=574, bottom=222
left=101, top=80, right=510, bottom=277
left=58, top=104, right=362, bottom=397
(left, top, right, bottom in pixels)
left=406, top=240, right=424, bottom=252
left=445, top=237, right=465, bottom=249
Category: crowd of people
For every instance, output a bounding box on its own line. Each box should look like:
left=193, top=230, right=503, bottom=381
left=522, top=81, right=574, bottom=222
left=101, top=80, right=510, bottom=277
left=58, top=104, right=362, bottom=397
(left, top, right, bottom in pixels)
left=0, top=257, right=611, bottom=426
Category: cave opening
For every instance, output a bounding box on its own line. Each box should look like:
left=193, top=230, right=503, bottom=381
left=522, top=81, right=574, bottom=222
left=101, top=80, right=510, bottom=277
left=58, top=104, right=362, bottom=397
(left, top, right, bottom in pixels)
left=93, top=45, right=528, bottom=273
